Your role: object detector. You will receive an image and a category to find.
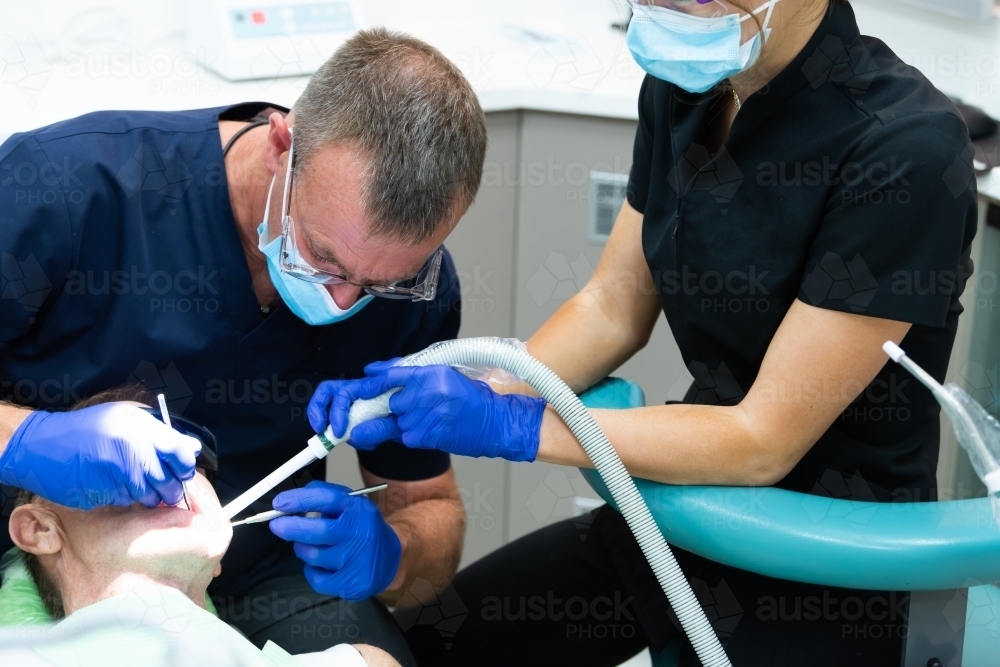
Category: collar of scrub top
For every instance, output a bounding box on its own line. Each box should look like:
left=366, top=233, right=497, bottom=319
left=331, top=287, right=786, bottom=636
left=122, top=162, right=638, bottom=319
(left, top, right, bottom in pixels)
left=139, top=407, right=219, bottom=484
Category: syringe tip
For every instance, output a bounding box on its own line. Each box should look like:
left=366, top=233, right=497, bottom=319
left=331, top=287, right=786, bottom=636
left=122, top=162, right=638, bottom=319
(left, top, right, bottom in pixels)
left=882, top=341, right=905, bottom=362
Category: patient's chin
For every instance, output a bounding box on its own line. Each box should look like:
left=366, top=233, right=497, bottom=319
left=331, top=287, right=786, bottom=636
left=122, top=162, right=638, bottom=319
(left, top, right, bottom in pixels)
left=123, top=548, right=222, bottom=587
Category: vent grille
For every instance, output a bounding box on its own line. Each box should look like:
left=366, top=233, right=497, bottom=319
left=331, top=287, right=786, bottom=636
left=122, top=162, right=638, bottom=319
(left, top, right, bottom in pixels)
left=588, top=171, right=629, bottom=244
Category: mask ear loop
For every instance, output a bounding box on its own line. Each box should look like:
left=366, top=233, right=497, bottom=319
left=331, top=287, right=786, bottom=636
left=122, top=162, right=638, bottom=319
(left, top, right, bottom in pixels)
left=280, top=129, right=295, bottom=226
left=739, top=0, right=780, bottom=44
left=276, top=129, right=299, bottom=269
left=260, top=175, right=277, bottom=245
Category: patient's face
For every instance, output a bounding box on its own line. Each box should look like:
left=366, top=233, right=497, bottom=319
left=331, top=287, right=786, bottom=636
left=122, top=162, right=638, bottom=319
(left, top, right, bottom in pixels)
left=42, top=470, right=232, bottom=587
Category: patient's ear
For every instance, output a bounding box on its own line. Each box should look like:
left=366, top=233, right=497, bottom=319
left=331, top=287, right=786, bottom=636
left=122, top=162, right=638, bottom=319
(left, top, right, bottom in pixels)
left=213, top=563, right=222, bottom=578
left=9, top=504, right=64, bottom=556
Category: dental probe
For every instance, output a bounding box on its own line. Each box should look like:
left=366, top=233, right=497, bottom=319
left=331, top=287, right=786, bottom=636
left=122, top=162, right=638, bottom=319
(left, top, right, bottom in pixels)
left=157, top=393, right=192, bottom=512
left=229, top=484, right=388, bottom=526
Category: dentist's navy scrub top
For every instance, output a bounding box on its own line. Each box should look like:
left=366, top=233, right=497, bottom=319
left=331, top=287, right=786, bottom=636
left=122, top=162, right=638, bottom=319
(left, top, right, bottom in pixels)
left=0, top=103, right=458, bottom=599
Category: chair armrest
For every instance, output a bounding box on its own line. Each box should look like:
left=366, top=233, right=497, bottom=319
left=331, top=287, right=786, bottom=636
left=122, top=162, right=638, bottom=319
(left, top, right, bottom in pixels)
left=577, top=377, right=1000, bottom=591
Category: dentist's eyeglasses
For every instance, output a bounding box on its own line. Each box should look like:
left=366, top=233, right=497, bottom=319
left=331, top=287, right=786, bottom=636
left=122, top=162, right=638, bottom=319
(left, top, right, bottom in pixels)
left=275, top=138, right=442, bottom=302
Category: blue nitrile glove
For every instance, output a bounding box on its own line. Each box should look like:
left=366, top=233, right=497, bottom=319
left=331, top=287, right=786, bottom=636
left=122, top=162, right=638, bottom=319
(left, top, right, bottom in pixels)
left=0, top=403, right=201, bottom=509
left=307, top=363, right=546, bottom=462
left=269, top=481, right=401, bottom=601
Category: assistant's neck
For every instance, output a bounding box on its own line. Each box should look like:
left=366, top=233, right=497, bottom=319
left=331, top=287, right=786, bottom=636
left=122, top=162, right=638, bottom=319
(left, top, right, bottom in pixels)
left=731, top=0, right=830, bottom=103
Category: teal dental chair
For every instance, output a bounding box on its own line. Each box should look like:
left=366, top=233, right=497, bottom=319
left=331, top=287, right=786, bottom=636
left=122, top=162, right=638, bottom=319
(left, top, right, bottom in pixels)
left=577, top=377, right=1000, bottom=667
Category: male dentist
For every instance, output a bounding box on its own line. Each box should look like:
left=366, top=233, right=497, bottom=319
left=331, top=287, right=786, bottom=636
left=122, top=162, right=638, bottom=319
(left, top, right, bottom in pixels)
left=0, top=28, right=486, bottom=661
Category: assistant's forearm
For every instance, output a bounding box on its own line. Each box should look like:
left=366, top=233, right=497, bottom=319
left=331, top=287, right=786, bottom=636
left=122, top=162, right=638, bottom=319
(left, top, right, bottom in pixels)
left=528, top=295, right=650, bottom=394
left=0, top=402, right=32, bottom=456
left=377, top=496, right=464, bottom=605
left=536, top=403, right=793, bottom=487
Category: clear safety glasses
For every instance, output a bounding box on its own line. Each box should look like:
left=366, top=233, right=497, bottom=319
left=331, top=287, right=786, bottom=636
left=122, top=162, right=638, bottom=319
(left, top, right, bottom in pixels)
left=628, top=0, right=780, bottom=22
left=628, top=0, right=729, bottom=18
left=276, top=137, right=443, bottom=302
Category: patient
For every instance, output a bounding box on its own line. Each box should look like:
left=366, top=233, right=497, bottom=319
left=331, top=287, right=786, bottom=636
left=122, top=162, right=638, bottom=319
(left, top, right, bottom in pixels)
left=5, top=388, right=397, bottom=667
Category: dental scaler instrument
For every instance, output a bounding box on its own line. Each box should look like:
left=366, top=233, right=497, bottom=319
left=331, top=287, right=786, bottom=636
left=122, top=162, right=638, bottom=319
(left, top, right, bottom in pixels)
left=220, top=391, right=395, bottom=520
left=230, top=484, right=388, bottom=526
left=158, top=393, right=191, bottom=512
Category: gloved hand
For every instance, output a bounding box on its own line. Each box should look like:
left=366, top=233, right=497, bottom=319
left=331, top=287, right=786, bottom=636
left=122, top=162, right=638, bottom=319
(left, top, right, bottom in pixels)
left=0, top=403, right=201, bottom=509
left=307, top=363, right=547, bottom=462
left=269, top=481, right=401, bottom=601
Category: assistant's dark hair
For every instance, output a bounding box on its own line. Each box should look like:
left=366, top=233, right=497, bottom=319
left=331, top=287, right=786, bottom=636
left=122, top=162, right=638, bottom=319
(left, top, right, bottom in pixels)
left=11, top=385, right=153, bottom=619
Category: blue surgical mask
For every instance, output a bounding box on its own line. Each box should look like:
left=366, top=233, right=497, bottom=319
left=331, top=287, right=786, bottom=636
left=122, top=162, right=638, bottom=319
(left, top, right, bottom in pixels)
left=626, top=0, right=780, bottom=94
left=257, top=176, right=373, bottom=326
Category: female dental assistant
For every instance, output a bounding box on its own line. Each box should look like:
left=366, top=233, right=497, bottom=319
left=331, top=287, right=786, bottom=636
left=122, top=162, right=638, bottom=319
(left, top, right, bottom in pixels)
left=310, top=0, right=978, bottom=664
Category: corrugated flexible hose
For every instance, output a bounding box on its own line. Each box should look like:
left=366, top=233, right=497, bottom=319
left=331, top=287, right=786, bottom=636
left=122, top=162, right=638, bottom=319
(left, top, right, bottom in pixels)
left=372, top=338, right=734, bottom=667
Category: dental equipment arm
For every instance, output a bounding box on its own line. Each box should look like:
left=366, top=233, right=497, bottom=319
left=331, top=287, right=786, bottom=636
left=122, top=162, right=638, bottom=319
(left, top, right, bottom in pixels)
left=883, top=341, right=1000, bottom=510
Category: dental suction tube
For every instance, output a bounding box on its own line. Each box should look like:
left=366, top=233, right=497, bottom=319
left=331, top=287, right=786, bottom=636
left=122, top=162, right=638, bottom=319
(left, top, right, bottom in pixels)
left=884, top=341, right=1000, bottom=494
left=221, top=392, right=394, bottom=520
left=222, top=338, right=732, bottom=667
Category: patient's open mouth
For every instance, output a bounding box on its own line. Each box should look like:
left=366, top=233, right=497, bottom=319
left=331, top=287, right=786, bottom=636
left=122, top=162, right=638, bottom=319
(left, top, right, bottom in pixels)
left=155, top=493, right=200, bottom=514
left=155, top=501, right=192, bottom=511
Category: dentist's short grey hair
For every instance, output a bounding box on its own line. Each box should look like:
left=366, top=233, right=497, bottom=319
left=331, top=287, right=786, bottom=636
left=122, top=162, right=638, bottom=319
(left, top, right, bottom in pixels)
left=293, top=28, right=488, bottom=244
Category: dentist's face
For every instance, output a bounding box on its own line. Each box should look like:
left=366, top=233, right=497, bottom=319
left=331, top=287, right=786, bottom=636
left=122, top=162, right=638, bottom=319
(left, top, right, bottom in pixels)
left=266, top=141, right=455, bottom=310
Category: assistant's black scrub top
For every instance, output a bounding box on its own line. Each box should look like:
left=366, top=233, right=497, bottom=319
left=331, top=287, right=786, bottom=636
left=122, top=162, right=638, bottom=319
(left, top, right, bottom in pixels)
left=628, top=0, right=978, bottom=501
left=0, top=103, right=458, bottom=599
